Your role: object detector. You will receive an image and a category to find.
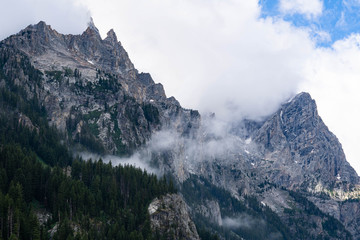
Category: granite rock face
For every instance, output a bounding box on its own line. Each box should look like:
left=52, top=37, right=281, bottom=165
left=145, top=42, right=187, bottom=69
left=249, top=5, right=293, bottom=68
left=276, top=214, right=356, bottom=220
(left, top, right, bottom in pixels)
left=0, top=20, right=200, bottom=154
left=148, top=194, right=200, bottom=240
left=251, top=92, right=359, bottom=190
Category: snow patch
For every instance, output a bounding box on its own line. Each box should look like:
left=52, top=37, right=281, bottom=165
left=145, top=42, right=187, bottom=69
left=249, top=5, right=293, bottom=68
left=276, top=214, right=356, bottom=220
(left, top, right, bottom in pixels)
left=287, top=95, right=295, bottom=103
left=245, top=138, right=252, bottom=144
left=87, top=60, right=94, bottom=65
left=251, top=162, right=255, bottom=166
left=245, top=150, right=250, bottom=154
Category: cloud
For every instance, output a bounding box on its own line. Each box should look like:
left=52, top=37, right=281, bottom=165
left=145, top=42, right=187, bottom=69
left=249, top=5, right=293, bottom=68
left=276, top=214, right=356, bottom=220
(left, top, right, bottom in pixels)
left=279, top=0, right=323, bottom=19
left=222, top=214, right=265, bottom=229
left=0, top=0, right=90, bottom=41
left=78, top=152, right=159, bottom=174
left=79, top=0, right=315, bottom=121
left=301, top=33, right=360, bottom=175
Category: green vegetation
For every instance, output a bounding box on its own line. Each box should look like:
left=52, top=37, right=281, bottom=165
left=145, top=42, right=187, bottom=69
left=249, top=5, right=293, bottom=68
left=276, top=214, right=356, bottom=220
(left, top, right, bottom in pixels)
left=142, top=103, right=160, bottom=124
left=0, top=143, right=175, bottom=240
left=45, top=70, right=63, bottom=81
left=288, top=190, right=352, bottom=239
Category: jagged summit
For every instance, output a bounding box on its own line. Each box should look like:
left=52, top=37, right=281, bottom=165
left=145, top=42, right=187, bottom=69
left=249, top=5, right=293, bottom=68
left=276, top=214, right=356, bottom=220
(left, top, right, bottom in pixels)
left=87, top=17, right=100, bottom=36
left=0, top=20, right=194, bottom=154
left=2, top=20, right=136, bottom=80
left=251, top=91, right=359, bottom=189
left=105, top=29, right=118, bottom=45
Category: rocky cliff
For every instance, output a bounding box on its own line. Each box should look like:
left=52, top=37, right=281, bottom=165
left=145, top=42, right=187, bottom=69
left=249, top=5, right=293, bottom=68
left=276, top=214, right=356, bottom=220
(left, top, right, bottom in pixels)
left=0, top=20, right=200, bottom=155
left=251, top=92, right=359, bottom=190
left=148, top=194, right=200, bottom=240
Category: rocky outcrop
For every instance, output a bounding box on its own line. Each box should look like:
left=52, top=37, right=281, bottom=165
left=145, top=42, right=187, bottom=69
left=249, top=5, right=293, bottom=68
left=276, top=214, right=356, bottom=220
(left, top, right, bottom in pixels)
left=148, top=194, right=200, bottom=240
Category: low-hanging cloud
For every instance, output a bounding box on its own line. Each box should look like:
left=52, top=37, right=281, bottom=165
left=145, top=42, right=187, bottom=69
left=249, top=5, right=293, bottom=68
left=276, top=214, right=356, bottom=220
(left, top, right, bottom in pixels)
left=78, top=152, right=159, bottom=175
left=222, top=214, right=265, bottom=230
left=0, top=0, right=90, bottom=41
left=79, top=0, right=315, bottom=121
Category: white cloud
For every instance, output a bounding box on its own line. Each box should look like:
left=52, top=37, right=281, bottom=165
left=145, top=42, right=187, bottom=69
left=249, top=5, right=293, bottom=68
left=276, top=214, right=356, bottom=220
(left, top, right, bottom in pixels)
left=80, top=0, right=314, bottom=121
left=78, top=152, right=159, bottom=174
left=336, top=11, right=347, bottom=28
left=0, top=0, right=89, bottom=41
left=301, top=34, right=360, bottom=175
left=222, top=215, right=265, bottom=229
left=280, top=0, right=323, bottom=19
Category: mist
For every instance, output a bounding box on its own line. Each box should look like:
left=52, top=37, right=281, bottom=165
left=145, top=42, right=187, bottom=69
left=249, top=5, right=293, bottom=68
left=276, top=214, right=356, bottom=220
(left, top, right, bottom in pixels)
left=222, top=214, right=265, bottom=229
left=78, top=152, right=159, bottom=175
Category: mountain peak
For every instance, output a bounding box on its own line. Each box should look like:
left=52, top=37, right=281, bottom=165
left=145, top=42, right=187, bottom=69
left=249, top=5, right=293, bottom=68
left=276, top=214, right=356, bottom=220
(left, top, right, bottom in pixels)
left=293, top=91, right=312, bottom=103
left=35, top=20, right=48, bottom=28
left=105, top=29, right=118, bottom=44
left=24, top=20, right=52, bottom=34
left=84, top=17, right=101, bottom=37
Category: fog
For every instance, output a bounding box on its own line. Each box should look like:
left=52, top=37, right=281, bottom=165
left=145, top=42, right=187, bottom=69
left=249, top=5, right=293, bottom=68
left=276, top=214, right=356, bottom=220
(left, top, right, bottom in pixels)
left=78, top=152, right=159, bottom=175
left=222, top=214, right=265, bottom=229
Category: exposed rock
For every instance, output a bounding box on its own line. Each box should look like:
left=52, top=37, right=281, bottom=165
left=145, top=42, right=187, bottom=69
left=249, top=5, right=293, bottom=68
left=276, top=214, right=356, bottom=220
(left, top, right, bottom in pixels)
left=148, top=194, right=200, bottom=240
left=251, top=92, right=359, bottom=191
left=195, top=199, right=222, bottom=226
left=1, top=20, right=199, bottom=154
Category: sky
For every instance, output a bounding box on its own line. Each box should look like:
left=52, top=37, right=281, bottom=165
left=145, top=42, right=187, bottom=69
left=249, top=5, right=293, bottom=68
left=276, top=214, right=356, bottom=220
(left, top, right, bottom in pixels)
left=0, top=0, right=360, bottom=175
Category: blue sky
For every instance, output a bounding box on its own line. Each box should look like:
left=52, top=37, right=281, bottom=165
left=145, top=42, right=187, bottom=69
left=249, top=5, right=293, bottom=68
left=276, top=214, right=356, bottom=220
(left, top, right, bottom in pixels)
left=259, top=0, right=360, bottom=47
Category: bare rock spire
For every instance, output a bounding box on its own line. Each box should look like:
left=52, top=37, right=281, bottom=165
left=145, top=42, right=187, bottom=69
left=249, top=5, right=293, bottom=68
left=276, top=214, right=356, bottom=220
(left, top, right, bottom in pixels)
left=87, top=17, right=100, bottom=36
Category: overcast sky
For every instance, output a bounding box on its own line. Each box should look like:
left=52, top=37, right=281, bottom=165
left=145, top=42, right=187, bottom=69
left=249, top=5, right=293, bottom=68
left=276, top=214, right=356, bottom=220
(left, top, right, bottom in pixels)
left=1, top=0, right=360, bottom=175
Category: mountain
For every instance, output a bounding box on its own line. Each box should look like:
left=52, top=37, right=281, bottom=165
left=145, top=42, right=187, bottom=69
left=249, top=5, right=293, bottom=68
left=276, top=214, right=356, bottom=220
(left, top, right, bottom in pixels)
left=1, top=19, right=199, bottom=155
left=0, top=20, right=360, bottom=239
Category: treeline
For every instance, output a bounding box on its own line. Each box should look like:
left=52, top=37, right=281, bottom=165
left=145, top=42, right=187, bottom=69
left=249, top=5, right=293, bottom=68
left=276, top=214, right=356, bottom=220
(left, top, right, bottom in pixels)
left=0, top=143, right=175, bottom=240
